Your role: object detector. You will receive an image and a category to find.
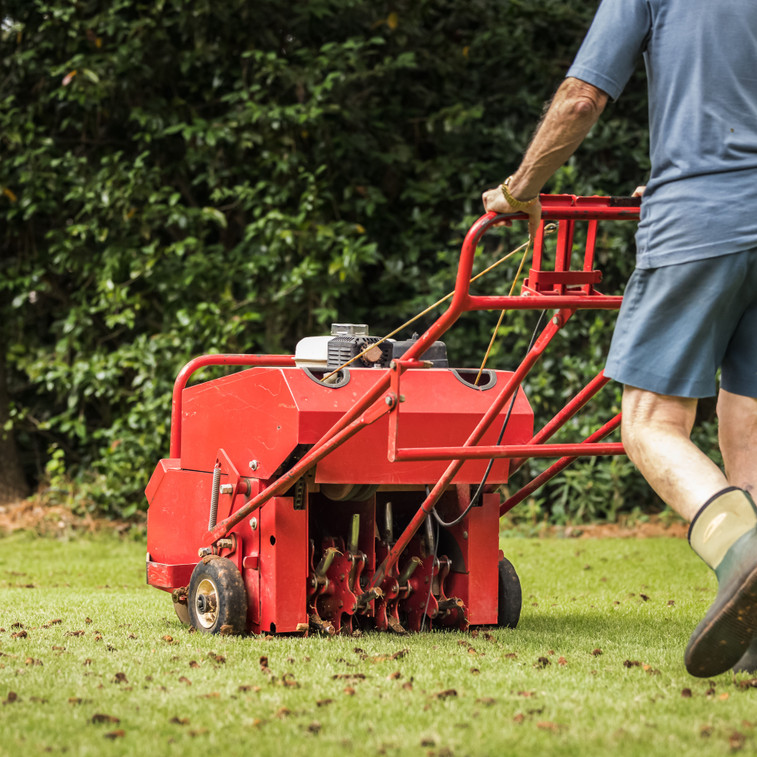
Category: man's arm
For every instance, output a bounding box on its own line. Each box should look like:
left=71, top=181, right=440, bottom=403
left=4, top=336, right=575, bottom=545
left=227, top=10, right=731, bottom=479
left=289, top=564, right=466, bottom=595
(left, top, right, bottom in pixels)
left=482, top=77, right=609, bottom=235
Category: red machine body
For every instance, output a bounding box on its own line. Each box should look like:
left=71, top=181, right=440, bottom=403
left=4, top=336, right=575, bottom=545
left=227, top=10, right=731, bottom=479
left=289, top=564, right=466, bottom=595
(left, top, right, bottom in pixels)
left=146, top=195, right=640, bottom=636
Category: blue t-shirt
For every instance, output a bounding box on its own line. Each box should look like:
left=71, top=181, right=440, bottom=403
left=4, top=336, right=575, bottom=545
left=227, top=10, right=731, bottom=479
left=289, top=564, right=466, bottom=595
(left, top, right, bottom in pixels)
left=567, top=0, right=757, bottom=268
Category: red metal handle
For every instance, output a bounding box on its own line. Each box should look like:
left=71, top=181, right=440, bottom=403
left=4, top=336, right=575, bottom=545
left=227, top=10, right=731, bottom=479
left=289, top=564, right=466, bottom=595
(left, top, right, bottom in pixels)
left=394, top=195, right=639, bottom=365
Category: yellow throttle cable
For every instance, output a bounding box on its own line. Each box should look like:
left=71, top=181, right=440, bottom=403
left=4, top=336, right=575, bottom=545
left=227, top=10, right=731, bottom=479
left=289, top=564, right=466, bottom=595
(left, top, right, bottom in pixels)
left=473, top=234, right=533, bottom=385
left=320, top=236, right=533, bottom=382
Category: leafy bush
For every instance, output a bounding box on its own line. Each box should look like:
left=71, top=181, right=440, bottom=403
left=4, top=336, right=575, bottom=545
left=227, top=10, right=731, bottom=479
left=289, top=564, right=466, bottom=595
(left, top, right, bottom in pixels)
left=1, top=0, right=686, bottom=521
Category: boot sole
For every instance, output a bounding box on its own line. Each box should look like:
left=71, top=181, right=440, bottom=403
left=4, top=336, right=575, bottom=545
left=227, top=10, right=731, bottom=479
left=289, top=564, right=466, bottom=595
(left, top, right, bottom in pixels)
left=733, top=638, right=757, bottom=675
left=685, top=565, right=757, bottom=678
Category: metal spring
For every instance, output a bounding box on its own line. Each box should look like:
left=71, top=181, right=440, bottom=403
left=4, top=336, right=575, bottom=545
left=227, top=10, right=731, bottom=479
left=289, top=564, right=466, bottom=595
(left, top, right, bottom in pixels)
left=208, top=462, right=221, bottom=530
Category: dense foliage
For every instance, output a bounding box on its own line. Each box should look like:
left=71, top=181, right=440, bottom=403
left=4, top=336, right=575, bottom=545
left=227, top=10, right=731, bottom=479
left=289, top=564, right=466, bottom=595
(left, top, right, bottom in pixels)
left=2, top=0, right=705, bottom=520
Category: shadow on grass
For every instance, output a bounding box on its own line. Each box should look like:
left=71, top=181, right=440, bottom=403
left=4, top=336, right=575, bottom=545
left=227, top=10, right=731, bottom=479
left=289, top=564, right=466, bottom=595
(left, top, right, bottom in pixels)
left=518, top=610, right=692, bottom=649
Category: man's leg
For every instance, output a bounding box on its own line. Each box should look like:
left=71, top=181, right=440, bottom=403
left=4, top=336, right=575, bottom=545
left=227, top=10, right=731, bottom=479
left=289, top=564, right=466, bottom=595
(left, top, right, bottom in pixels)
left=717, top=389, right=757, bottom=496
left=621, top=387, right=729, bottom=520
left=622, top=386, right=757, bottom=677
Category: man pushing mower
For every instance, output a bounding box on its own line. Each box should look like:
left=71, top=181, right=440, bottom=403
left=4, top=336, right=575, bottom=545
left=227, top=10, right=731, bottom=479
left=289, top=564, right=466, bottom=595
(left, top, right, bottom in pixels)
left=482, top=0, right=757, bottom=677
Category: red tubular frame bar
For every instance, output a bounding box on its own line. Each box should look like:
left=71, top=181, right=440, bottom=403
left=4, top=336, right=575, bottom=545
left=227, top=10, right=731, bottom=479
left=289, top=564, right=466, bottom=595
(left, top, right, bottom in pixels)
left=171, top=196, right=639, bottom=577
left=499, top=413, right=623, bottom=516
left=387, top=363, right=623, bottom=463
left=508, top=370, right=612, bottom=474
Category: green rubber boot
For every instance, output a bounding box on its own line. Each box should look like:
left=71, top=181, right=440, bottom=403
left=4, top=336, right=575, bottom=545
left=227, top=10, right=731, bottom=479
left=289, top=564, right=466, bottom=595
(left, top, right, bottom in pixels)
left=685, top=488, right=757, bottom=678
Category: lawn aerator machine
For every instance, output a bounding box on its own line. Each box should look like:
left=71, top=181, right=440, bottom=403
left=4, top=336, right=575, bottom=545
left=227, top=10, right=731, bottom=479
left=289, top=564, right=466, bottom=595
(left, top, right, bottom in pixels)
left=145, top=195, right=640, bottom=636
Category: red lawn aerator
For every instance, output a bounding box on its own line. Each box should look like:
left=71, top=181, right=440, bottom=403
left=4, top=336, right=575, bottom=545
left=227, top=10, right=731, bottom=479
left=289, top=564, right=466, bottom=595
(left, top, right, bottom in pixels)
left=145, top=195, right=640, bottom=636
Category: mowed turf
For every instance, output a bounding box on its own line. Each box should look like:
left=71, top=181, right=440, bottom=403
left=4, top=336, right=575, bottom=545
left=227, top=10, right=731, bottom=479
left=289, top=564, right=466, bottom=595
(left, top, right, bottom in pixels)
left=2, top=531, right=757, bottom=756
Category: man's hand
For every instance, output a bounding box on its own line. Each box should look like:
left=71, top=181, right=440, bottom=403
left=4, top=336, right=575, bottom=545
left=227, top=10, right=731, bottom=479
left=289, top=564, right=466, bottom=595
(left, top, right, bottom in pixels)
left=482, top=185, right=543, bottom=239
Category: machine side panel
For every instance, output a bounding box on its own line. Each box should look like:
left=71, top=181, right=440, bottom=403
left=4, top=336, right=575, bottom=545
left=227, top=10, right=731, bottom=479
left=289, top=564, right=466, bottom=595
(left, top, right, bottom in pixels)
left=289, top=369, right=533, bottom=485
left=180, top=368, right=299, bottom=479
left=176, top=367, right=533, bottom=485
left=146, top=468, right=211, bottom=570
left=259, top=497, right=308, bottom=633
left=243, top=525, right=262, bottom=630
left=146, top=458, right=181, bottom=504
left=445, top=492, right=500, bottom=624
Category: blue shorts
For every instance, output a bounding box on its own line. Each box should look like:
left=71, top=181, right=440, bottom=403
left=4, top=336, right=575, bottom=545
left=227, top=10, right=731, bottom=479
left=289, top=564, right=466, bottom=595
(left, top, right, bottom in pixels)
left=604, top=247, right=757, bottom=398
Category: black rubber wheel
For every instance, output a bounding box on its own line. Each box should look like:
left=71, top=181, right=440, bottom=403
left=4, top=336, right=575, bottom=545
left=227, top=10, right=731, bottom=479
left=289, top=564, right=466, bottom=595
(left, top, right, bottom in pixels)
left=188, top=556, right=248, bottom=634
left=497, top=556, right=522, bottom=628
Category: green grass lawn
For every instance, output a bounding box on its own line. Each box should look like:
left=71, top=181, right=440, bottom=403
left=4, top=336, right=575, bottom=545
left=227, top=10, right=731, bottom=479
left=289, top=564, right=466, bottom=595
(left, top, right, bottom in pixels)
left=1, top=531, right=756, bottom=756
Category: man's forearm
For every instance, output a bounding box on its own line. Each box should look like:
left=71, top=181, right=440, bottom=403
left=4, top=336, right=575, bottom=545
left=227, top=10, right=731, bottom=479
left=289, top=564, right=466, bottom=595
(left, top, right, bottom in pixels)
left=506, top=77, right=609, bottom=200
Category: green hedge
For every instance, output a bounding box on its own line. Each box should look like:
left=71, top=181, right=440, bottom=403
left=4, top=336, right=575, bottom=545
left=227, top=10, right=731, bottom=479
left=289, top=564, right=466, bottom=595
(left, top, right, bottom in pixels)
left=2, top=0, right=693, bottom=520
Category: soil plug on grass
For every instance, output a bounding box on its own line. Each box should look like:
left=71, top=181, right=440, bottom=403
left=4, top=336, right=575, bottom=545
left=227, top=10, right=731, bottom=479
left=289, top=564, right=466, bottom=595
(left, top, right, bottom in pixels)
left=537, top=721, right=562, bottom=732
left=729, top=732, right=746, bottom=751
left=91, top=713, right=120, bottom=724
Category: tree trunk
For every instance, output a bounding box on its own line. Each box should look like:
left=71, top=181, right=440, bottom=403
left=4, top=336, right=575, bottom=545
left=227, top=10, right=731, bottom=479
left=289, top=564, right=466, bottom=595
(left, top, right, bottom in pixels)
left=0, top=345, right=29, bottom=504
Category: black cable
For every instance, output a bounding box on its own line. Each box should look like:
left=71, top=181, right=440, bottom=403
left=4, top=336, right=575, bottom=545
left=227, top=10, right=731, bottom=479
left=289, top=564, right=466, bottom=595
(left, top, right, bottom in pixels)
left=432, top=310, right=547, bottom=528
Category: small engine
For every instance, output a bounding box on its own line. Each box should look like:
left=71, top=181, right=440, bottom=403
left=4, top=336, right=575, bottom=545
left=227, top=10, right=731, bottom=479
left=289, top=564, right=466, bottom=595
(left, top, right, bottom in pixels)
left=294, top=323, right=448, bottom=371
left=327, top=323, right=393, bottom=368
